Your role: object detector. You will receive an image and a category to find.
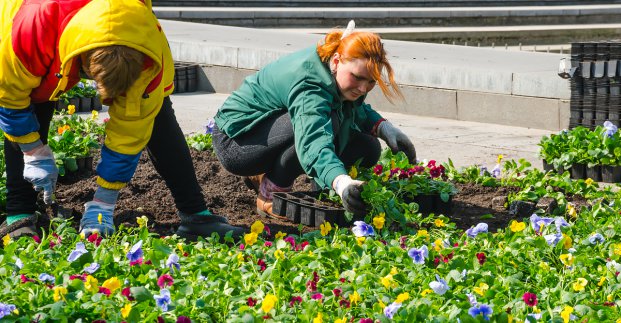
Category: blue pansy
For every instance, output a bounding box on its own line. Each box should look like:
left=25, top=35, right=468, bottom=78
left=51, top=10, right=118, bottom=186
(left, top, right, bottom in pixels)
left=530, top=214, right=554, bottom=233
left=429, top=274, right=449, bottom=295
left=589, top=233, right=605, bottom=245
left=466, top=223, right=488, bottom=238
left=603, top=120, right=618, bottom=137
left=154, top=288, right=172, bottom=311
left=0, top=303, right=16, bottom=319
left=67, top=242, right=88, bottom=262
left=491, top=164, right=501, bottom=178
left=544, top=233, right=562, bottom=246
left=39, top=273, right=55, bottom=284
left=166, top=253, right=181, bottom=272
left=84, top=263, right=100, bottom=274
left=384, top=302, right=402, bottom=320
left=204, top=119, right=216, bottom=134
left=126, top=240, right=144, bottom=262
left=468, top=303, right=493, bottom=321
left=352, top=221, right=375, bottom=237
left=407, top=245, right=429, bottom=265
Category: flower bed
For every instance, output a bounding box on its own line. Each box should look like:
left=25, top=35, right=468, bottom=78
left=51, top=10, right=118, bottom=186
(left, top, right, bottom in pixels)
left=1, top=132, right=621, bottom=321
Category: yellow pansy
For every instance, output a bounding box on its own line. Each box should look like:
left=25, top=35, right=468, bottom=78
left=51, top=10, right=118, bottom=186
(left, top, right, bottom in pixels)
left=390, top=160, right=396, bottom=170
left=97, top=213, right=103, bottom=225
left=473, top=282, right=489, bottom=296
left=85, top=275, right=99, bottom=293
left=67, top=104, right=76, bottom=115
left=509, top=220, right=526, bottom=232
left=356, top=237, right=366, bottom=246
left=57, top=125, right=70, bottom=135
left=390, top=267, right=398, bottom=275
left=381, top=274, right=394, bottom=289
left=373, top=216, right=385, bottom=230
left=244, top=232, right=258, bottom=246
left=598, top=276, right=606, bottom=287
left=91, top=110, right=99, bottom=120
left=121, top=303, right=132, bottom=318
left=421, top=289, right=433, bottom=296
left=613, top=243, right=621, bottom=256
left=378, top=299, right=386, bottom=309
left=251, top=220, right=264, bottom=234
left=349, top=165, right=358, bottom=179
left=608, top=294, right=614, bottom=302
left=562, top=234, right=572, bottom=249
left=572, top=278, right=587, bottom=292
left=497, top=154, right=504, bottom=164
left=585, top=178, right=594, bottom=186
left=274, top=249, right=285, bottom=260
left=236, top=252, right=244, bottom=264
left=539, top=262, right=550, bottom=271
left=382, top=172, right=390, bottom=182
left=313, top=312, right=323, bottom=323
left=177, top=243, right=185, bottom=254
left=137, top=215, right=148, bottom=228
left=53, top=286, right=67, bottom=302
left=561, top=306, right=573, bottom=323
left=566, top=203, right=577, bottom=219
left=434, top=218, right=445, bottom=227
left=275, top=231, right=286, bottom=240
left=102, top=277, right=121, bottom=293
left=2, top=234, right=11, bottom=247
left=335, top=317, right=347, bottom=323
left=559, top=253, right=574, bottom=267
left=417, top=230, right=429, bottom=238
left=261, top=294, right=277, bottom=313
left=396, top=292, right=409, bottom=303
left=617, top=319, right=621, bottom=323
left=349, top=291, right=361, bottom=305
left=320, top=222, right=332, bottom=236
left=433, top=238, right=444, bottom=252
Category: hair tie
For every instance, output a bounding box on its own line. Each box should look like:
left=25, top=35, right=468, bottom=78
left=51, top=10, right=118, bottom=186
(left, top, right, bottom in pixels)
left=341, top=20, right=355, bottom=40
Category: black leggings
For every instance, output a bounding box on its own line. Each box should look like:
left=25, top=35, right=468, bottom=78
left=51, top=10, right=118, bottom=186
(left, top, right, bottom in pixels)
left=4, top=97, right=206, bottom=215
left=213, top=112, right=381, bottom=188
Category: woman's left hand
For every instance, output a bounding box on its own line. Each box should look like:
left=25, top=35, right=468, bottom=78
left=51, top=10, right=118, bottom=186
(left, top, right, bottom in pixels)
left=378, top=121, right=417, bottom=163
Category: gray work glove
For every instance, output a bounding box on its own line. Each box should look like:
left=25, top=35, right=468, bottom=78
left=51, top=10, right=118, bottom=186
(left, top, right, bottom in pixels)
left=333, top=174, right=367, bottom=217
left=20, top=140, right=59, bottom=204
left=377, top=121, right=417, bottom=163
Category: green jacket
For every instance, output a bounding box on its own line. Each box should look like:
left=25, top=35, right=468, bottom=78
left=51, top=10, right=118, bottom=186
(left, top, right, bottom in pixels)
left=215, top=47, right=383, bottom=189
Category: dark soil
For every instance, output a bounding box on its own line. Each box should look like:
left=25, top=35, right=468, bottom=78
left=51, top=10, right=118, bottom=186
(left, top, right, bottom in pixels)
left=34, top=150, right=565, bottom=237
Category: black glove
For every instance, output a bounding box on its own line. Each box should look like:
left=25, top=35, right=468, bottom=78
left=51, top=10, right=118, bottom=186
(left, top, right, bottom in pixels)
left=378, top=121, right=417, bottom=163
left=333, top=175, right=367, bottom=216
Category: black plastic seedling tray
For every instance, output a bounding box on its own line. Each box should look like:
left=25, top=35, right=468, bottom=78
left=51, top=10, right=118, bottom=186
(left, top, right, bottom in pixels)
left=272, top=191, right=349, bottom=227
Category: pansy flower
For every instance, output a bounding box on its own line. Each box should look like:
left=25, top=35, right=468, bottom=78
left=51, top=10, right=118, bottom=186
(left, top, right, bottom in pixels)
left=39, top=273, right=55, bottom=284
left=352, top=221, right=374, bottom=237
left=465, top=223, right=488, bottom=238
left=407, top=245, right=428, bottom=265
left=84, top=263, right=100, bottom=274
left=126, top=240, right=144, bottom=265
left=468, top=303, right=493, bottom=321
left=523, top=292, right=537, bottom=307
left=529, top=214, right=554, bottom=234
left=0, top=303, right=17, bottom=319
left=589, top=233, right=605, bottom=245
left=157, top=274, right=174, bottom=289
left=166, top=253, right=181, bottom=272
left=384, top=302, right=402, bottom=319
left=154, top=289, right=172, bottom=311
left=429, top=274, right=449, bottom=295
left=67, top=242, right=88, bottom=262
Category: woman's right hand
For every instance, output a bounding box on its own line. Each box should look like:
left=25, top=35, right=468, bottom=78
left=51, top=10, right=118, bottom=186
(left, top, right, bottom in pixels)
left=332, top=174, right=367, bottom=216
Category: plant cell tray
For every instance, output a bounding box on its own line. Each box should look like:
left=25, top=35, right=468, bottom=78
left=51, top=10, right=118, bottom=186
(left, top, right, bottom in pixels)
left=271, top=191, right=349, bottom=227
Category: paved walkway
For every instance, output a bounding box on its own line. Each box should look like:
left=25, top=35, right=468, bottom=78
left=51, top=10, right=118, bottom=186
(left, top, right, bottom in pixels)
left=90, top=92, right=554, bottom=170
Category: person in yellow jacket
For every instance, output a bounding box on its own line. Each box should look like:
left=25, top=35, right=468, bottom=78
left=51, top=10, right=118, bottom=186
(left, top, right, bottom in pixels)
left=0, top=0, right=244, bottom=240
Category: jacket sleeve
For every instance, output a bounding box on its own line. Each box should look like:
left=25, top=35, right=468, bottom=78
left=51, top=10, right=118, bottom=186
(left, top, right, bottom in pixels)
left=288, top=79, right=347, bottom=189
left=354, top=102, right=383, bottom=135
left=95, top=92, right=164, bottom=190
left=0, top=17, right=49, bottom=144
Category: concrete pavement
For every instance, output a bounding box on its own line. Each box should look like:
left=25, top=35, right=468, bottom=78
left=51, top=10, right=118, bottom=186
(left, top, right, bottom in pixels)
left=114, top=91, right=553, bottom=170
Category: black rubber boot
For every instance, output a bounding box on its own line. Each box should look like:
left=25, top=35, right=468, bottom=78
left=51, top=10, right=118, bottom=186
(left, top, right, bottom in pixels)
left=175, top=213, right=246, bottom=242
left=0, top=214, right=38, bottom=240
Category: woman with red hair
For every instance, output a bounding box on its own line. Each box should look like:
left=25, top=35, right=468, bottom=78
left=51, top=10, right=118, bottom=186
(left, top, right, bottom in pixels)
left=214, top=22, right=416, bottom=219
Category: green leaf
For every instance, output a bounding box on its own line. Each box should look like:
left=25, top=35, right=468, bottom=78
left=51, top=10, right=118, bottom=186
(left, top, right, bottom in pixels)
left=130, top=286, right=154, bottom=303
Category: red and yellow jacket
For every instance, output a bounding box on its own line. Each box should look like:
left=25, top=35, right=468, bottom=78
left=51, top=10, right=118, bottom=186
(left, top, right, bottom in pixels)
left=0, top=0, right=175, bottom=189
